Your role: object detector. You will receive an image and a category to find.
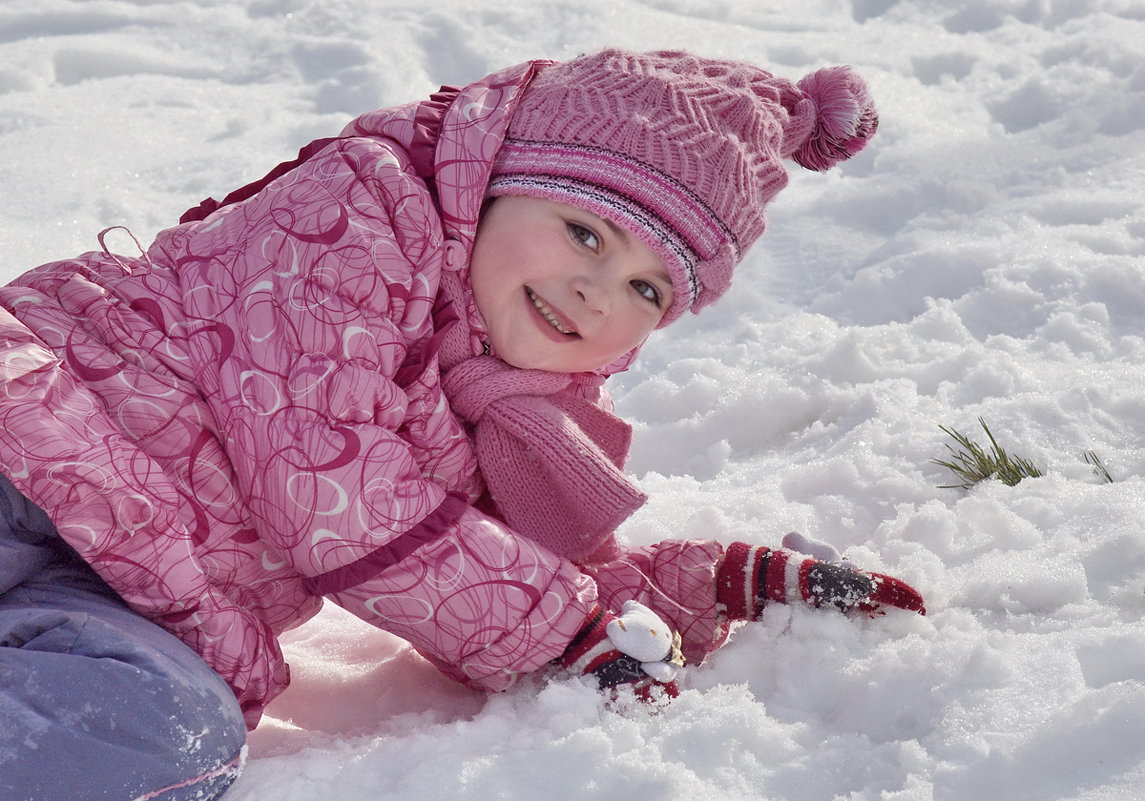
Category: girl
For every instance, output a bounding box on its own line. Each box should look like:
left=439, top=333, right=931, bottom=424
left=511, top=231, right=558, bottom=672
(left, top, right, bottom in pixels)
left=0, top=49, right=924, bottom=800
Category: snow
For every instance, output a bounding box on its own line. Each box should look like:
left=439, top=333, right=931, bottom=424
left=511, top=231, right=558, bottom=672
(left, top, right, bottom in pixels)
left=2, top=0, right=1144, bottom=798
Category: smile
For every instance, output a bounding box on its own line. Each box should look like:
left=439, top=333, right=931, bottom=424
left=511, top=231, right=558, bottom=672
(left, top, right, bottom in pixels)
left=526, top=288, right=577, bottom=335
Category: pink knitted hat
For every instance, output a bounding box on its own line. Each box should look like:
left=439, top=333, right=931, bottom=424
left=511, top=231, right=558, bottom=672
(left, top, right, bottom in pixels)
left=488, top=49, right=878, bottom=324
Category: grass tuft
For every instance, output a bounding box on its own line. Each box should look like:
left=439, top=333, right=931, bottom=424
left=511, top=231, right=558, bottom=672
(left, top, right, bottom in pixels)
left=933, top=418, right=1043, bottom=489
left=1083, top=450, right=1114, bottom=483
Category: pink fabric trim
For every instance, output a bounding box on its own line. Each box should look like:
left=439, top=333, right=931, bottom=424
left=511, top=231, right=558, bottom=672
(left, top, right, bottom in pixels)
left=302, top=493, right=469, bottom=596
left=409, top=86, right=461, bottom=178
left=178, top=137, right=344, bottom=223
left=132, top=749, right=245, bottom=801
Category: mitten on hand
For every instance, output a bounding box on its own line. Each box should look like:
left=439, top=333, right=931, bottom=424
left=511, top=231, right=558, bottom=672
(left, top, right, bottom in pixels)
left=716, top=541, right=926, bottom=620
left=555, top=601, right=685, bottom=699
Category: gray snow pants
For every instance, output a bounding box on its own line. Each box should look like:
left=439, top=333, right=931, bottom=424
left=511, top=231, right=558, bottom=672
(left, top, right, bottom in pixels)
left=0, top=471, right=247, bottom=801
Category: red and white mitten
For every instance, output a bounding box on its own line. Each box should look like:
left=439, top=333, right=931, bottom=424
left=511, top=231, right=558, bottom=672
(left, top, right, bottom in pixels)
left=717, top=540, right=926, bottom=620
left=556, top=601, right=685, bottom=699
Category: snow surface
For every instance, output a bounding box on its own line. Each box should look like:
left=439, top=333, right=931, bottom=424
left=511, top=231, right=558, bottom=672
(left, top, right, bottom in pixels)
left=2, top=0, right=1145, bottom=799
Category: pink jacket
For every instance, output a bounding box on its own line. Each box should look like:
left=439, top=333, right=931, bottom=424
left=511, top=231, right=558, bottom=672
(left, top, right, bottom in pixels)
left=0, top=61, right=726, bottom=727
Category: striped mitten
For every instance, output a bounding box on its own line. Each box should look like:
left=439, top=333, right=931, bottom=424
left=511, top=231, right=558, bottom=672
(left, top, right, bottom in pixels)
left=717, top=541, right=926, bottom=619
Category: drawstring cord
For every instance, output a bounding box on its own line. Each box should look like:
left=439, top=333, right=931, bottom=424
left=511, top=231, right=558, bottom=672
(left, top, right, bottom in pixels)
left=97, top=226, right=154, bottom=274
left=607, top=554, right=695, bottom=619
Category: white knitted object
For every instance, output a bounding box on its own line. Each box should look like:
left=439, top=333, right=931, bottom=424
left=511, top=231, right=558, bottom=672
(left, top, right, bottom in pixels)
left=605, top=600, right=682, bottom=682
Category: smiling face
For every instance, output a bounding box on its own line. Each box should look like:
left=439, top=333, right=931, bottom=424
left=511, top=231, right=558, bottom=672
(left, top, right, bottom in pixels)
left=468, top=195, right=675, bottom=374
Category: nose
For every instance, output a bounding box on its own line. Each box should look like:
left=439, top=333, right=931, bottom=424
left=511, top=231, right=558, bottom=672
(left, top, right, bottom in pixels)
left=570, top=272, right=611, bottom=315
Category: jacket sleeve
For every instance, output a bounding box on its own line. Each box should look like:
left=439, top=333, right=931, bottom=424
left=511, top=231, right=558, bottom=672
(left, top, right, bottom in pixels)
left=162, top=136, right=479, bottom=580
left=327, top=503, right=601, bottom=692
left=328, top=518, right=731, bottom=688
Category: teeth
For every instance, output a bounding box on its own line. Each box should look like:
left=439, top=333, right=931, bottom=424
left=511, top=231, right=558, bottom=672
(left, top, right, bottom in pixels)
left=526, top=288, right=575, bottom=335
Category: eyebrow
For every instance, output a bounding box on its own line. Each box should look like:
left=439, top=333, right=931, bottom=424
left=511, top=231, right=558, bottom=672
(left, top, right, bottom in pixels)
left=600, top=216, right=631, bottom=244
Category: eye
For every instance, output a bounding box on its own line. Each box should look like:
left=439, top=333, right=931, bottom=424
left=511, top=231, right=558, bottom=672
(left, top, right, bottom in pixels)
left=631, top=279, right=663, bottom=308
left=568, top=222, right=600, bottom=252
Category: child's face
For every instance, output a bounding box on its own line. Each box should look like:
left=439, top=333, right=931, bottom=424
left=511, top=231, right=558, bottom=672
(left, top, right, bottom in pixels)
left=469, top=196, right=674, bottom=373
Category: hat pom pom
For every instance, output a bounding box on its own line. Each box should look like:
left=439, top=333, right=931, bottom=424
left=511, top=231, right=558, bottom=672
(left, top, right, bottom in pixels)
left=792, top=66, right=878, bottom=172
